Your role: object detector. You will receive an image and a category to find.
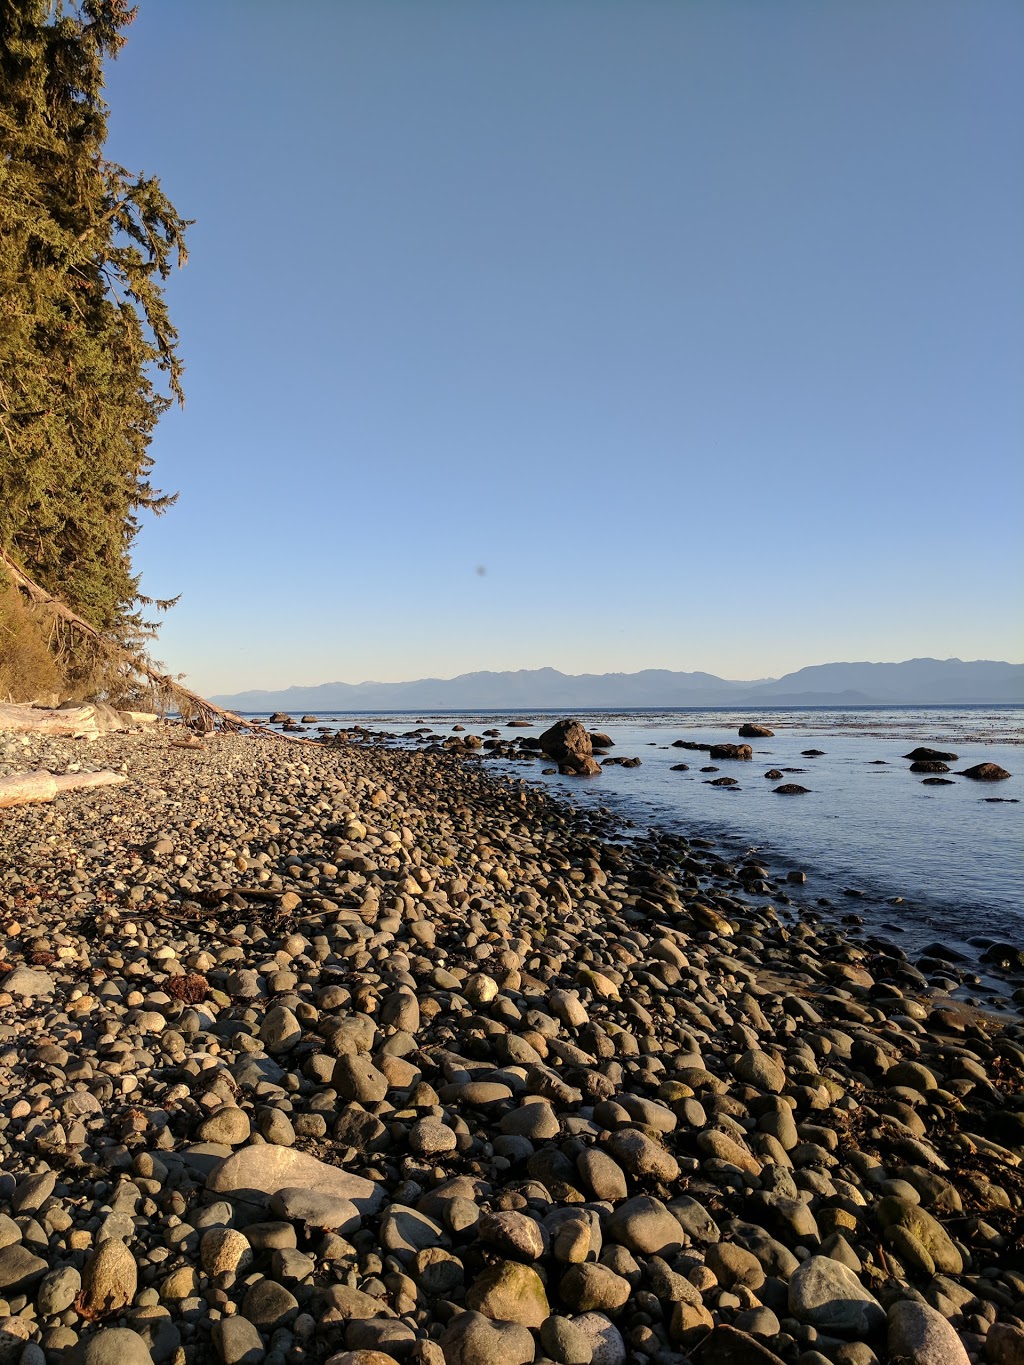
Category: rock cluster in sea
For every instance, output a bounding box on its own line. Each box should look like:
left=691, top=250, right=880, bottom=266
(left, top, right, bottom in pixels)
left=0, top=725, right=1021, bottom=1365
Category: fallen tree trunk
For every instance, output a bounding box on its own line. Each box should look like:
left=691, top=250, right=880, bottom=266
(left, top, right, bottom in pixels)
left=0, top=769, right=127, bottom=809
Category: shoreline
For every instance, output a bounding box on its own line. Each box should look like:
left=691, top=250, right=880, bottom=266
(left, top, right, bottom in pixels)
left=272, top=714, right=1024, bottom=1006
left=0, top=724, right=1021, bottom=1364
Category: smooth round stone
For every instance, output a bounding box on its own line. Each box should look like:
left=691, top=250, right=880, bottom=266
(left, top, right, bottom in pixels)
left=259, top=1005, right=302, bottom=1053
left=206, top=1145, right=384, bottom=1214
left=499, top=1101, right=560, bottom=1140
left=211, top=1315, right=266, bottom=1365
left=734, top=1047, right=787, bottom=1093
left=270, top=1187, right=360, bottom=1234
left=476, top=1211, right=545, bottom=1260
left=455, top=1082, right=513, bottom=1107
left=36, top=1264, right=81, bottom=1316
left=788, top=1255, right=885, bottom=1337
left=440, top=1311, right=534, bottom=1365
left=604, top=1197, right=684, bottom=1256
left=325, top=1352, right=403, bottom=1365
left=875, top=1197, right=963, bottom=1274
left=887, top=1299, right=970, bottom=1365
left=733, top=1307, right=781, bottom=1338
left=559, top=1264, right=630, bottom=1313
left=258, top=1107, right=296, bottom=1145
left=605, top=1128, right=679, bottom=1182
left=409, top=1117, right=458, bottom=1155
left=241, top=1278, right=299, bottom=1330
left=379, top=1205, right=445, bottom=1259
left=576, top=1150, right=627, bottom=1203
left=76, top=1329, right=153, bottom=1365
left=344, top=1319, right=417, bottom=1357
left=887, top=1061, right=939, bottom=1093
left=333, top=1054, right=389, bottom=1102
left=541, top=1314, right=594, bottom=1365
left=410, top=1247, right=465, bottom=1298
left=466, top=1261, right=549, bottom=1328
left=570, top=1313, right=627, bottom=1365
left=0, top=1244, right=47, bottom=1292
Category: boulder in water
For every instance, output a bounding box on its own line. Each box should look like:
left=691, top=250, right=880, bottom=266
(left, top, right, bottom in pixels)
left=958, top=762, right=1010, bottom=781
left=538, top=719, right=602, bottom=776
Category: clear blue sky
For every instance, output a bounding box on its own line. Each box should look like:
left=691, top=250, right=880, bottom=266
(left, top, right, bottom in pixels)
left=104, top=0, right=1024, bottom=694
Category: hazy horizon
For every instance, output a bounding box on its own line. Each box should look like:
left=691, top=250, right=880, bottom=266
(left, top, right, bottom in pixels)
left=210, top=655, right=1023, bottom=703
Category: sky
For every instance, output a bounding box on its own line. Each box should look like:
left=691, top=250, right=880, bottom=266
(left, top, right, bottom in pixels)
left=103, top=0, right=1024, bottom=695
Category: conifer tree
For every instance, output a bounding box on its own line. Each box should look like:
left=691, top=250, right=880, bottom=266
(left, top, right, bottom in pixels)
left=0, top=0, right=188, bottom=661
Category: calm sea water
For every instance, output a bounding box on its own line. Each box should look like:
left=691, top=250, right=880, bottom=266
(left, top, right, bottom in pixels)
left=260, top=706, right=1023, bottom=970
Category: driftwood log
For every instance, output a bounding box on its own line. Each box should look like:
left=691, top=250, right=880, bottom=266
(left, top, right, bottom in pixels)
left=0, top=701, right=160, bottom=740
left=0, top=769, right=127, bottom=809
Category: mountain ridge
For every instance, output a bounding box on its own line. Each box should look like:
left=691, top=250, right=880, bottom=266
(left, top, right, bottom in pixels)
left=210, top=658, right=1024, bottom=711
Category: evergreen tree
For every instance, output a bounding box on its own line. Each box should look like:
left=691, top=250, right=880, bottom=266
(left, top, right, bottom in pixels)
left=0, top=0, right=188, bottom=660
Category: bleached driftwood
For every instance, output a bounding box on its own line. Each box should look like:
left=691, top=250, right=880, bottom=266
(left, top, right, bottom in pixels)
left=0, top=702, right=106, bottom=739
left=0, top=769, right=127, bottom=809
left=0, top=702, right=163, bottom=739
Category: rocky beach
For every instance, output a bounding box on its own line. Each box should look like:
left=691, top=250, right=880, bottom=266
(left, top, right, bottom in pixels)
left=0, top=720, right=1021, bottom=1365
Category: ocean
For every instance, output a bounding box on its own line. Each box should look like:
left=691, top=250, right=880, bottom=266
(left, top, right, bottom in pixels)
left=257, top=705, right=1022, bottom=981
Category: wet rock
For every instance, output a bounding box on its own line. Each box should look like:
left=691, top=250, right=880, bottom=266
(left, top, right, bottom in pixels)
left=538, top=719, right=602, bottom=776
left=709, top=744, right=753, bottom=761
left=959, top=762, right=1011, bottom=780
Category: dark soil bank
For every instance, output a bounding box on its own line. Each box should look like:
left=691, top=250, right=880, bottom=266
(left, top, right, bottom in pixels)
left=0, top=726, right=1021, bottom=1365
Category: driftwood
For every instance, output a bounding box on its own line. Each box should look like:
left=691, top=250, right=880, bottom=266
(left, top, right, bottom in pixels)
left=0, top=702, right=106, bottom=738
left=0, top=546, right=250, bottom=732
left=0, top=702, right=163, bottom=740
left=0, top=769, right=127, bottom=809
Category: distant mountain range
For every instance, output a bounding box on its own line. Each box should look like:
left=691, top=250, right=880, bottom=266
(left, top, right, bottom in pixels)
left=211, top=658, right=1024, bottom=712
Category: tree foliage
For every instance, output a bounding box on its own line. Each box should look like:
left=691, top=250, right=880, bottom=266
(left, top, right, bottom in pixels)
left=0, top=0, right=188, bottom=666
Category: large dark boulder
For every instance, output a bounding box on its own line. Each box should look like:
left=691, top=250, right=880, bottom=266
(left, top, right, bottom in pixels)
left=538, top=718, right=602, bottom=776
left=910, top=760, right=950, bottom=773
left=959, top=762, right=1011, bottom=781
left=904, top=746, right=958, bottom=762
left=269, top=713, right=293, bottom=724
left=589, top=731, right=614, bottom=748
left=708, top=743, right=753, bottom=761
left=738, top=723, right=774, bottom=738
